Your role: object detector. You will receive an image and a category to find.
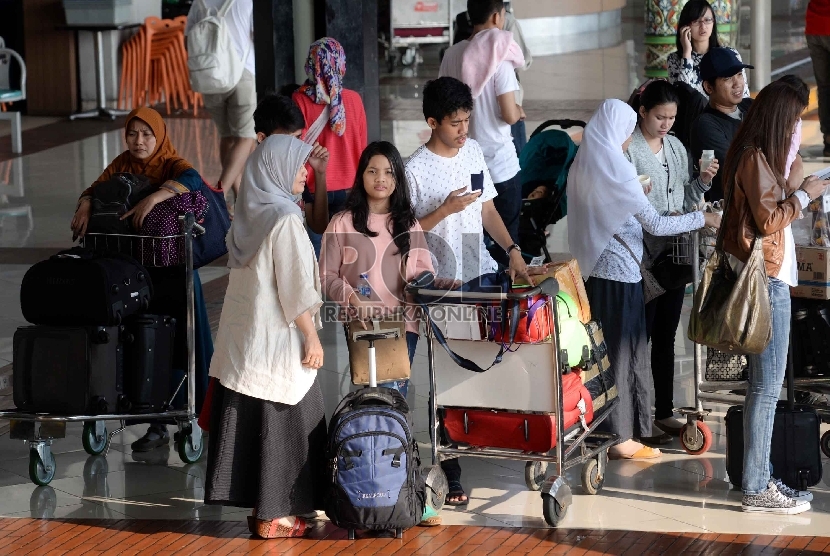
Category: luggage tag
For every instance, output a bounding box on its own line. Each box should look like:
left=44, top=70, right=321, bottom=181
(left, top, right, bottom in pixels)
left=529, top=255, right=546, bottom=267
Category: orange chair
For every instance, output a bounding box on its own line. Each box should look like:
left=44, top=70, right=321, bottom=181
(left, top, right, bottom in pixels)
left=118, top=16, right=202, bottom=115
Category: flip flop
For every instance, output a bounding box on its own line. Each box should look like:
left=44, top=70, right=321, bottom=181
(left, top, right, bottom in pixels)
left=653, top=419, right=683, bottom=437
left=419, top=506, right=442, bottom=527
left=445, top=480, right=469, bottom=507
left=247, top=516, right=308, bottom=539
left=639, top=431, right=673, bottom=446
left=609, top=446, right=662, bottom=460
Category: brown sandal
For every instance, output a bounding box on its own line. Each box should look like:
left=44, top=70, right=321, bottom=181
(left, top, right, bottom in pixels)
left=247, top=515, right=308, bottom=539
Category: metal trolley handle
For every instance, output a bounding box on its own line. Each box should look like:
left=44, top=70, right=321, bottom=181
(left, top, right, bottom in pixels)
left=405, top=273, right=560, bottom=304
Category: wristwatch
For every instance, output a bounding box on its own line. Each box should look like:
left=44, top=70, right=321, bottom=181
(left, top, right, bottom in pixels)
left=505, top=243, right=521, bottom=257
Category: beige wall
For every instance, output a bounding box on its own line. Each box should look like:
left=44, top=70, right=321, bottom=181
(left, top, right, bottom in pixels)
left=512, top=0, right=626, bottom=19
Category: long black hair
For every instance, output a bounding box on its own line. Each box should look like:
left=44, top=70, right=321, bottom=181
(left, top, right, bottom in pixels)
left=344, top=141, right=417, bottom=257
left=675, top=0, right=720, bottom=55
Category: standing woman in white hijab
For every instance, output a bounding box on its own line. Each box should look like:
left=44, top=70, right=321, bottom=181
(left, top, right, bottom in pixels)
left=205, top=134, right=326, bottom=539
left=567, top=99, right=720, bottom=460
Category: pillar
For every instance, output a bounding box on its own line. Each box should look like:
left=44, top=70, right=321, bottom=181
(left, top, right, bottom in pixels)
left=750, top=0, right=771, bottom=91
left=644, top=0, right=736, bottom=78
left=253, top=0, right=296, bottom=98
left=322, top=0, right=381, bottom=142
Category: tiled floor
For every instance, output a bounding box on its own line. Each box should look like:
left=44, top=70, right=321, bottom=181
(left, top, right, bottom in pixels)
left=1, top=1, right=830, bottom=548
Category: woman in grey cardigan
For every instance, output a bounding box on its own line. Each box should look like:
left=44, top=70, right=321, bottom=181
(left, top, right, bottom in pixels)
left=625, top=80, right=719, bottom=444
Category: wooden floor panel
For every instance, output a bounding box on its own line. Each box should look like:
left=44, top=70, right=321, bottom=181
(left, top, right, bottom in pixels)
left=0, top=519, right=829, bottom=555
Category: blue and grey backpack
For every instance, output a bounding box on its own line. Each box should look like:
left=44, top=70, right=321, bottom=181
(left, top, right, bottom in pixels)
left=325, top=386, right=425, bottom=537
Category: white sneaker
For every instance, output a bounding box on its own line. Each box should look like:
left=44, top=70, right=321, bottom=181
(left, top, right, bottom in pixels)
left=742, top=481, right=811, bottom=514
left=772, top=478, right=813, bottom=502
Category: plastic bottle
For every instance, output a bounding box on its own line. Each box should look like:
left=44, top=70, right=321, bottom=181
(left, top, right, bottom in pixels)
left=356, top=273, right=372, bottom=298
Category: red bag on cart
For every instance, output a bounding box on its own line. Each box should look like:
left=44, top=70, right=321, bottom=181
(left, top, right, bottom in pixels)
left=488, top=291, right=553, bottom=345
left=442, top=372, right=594, bottom=452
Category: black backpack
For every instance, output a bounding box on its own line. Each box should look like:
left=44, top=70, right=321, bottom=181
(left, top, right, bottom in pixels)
left=88, top=173, right=154, bottom=235
left=325, top=387, right=425, bottom=536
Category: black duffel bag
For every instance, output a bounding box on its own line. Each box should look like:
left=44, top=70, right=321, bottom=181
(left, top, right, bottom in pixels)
left=21, top=247, right=153, bottom=326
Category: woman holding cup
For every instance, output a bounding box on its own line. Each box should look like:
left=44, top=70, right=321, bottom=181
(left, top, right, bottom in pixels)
left=625, top=80, right=719, bottom=443
left=568, top=99, right=720, bottom=460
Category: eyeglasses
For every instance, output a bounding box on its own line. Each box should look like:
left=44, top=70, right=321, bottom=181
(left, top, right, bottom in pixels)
left=691, top=17, right=715, bottom=27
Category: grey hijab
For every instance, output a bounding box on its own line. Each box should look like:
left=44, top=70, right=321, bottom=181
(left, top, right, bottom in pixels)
left=226, top=134, right=313, bottom=269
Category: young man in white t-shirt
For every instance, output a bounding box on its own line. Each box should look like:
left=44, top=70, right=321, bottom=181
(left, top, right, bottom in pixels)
left=405, top=76, right=533, bottom=506
left=438, top=0, right=524, bottom=262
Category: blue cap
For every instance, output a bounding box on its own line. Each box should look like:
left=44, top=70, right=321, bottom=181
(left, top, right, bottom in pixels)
left=699, top=48, right=753, bottom=82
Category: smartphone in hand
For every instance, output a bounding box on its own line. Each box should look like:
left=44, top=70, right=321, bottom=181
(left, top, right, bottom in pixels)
left=470, top=172, right=484, bottom=193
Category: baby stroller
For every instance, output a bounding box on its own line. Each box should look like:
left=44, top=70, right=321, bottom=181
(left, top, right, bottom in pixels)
left=518, top=119, right=584, bottom=263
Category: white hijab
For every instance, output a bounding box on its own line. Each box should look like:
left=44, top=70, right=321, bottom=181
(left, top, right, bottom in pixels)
left=226, top=134, right=312, bottom=269
left=567, top=99, right=650, bottom=277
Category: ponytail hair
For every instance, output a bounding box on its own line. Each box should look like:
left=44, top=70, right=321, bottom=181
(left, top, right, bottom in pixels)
left=629, top=79, right=679, bottom=116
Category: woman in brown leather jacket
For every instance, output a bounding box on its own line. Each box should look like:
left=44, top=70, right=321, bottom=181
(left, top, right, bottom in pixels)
left=721, top=76, right=829, bottom=514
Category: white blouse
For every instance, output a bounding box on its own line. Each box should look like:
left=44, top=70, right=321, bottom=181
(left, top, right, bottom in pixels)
left=209, top=214, right=323, bottom=406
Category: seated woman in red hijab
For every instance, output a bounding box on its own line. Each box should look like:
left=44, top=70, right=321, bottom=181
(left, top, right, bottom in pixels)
left=70, top=107, right=214, bottom=453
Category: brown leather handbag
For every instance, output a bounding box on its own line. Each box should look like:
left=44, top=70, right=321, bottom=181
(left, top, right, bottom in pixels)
left=687, top=174, right=772, bottom=355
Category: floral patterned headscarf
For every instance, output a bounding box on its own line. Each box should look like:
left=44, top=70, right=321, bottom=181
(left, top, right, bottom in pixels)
left=300, top=37, right=347, bottom=137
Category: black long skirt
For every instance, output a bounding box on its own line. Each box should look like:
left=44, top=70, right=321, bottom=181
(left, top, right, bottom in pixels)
left=585, top=277, right=653, bottom=441
left=204, top=379, right=328, bottom=519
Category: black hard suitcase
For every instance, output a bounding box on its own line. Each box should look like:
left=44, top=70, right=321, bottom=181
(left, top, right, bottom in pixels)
left=724, top=344, right=823, bottom=491
left=20, top=247, right=153, bottom=326
left=791, top=298, right=830, bottom=377
left=123, top=315, right=176, bottom=412
left=13, top=325, right=127, bottom=415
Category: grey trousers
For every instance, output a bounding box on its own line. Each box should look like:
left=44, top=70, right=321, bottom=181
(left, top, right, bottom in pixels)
left=585, top=277, right=653, bottom=441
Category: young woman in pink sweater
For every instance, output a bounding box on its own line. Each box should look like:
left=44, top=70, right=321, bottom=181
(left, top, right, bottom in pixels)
left=320, top=141, right=448, bottom=397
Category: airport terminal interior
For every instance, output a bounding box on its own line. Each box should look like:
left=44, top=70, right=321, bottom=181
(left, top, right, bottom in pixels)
left=2, top=0, right=830, bottom=553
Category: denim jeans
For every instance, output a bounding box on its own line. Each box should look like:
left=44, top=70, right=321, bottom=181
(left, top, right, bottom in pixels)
left=742, top=277, right=791, bottom=494
left=486, top=172, right=522, bottom=267
left=307, top=189, right=350, bottom=259
left=511, top=119, right=527, bottom=156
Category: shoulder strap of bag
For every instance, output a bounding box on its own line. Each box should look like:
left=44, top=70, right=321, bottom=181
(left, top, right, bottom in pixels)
left=413, top=295, right=505, bottom=373
left=304, top=105, right=331, bottom=145
left=613, top=234, right=647, bottom=272
left=218, top=0, right=236, bottom=17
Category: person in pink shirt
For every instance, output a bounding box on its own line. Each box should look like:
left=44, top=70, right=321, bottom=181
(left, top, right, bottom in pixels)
left=321, top=142, right=455, bottom=392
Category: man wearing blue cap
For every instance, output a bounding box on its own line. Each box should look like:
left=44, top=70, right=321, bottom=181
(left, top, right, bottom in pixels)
left=690, top=47, right=754, bottom=202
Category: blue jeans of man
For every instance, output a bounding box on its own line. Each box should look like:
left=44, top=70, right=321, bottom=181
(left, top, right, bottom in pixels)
left=486, top=172, right=522, bottom=267
left=742, top=277, right=791, bottom=494
left=511, top=120, right=527, bottom=156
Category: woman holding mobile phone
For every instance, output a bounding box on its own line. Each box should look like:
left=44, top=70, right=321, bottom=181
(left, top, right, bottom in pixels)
left=666, top=1, right=750, bottom=100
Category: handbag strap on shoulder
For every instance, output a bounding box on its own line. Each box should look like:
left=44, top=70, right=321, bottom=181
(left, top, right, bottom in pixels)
left=612, top=234, right=646, bottom=272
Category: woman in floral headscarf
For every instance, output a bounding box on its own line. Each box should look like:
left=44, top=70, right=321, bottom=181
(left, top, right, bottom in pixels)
left=292, top=37, right=368, bottom=257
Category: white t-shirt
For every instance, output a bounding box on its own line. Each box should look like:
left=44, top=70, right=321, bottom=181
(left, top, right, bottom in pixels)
left=439, top=41, right=521, bottom=184
left=186, top=0, right=256, bottom=76
left=405, top=139, right=500, bottom=282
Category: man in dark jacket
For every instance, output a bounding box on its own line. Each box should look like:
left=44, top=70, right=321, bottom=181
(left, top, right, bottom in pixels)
left=691, top=48, right=754, bottom=202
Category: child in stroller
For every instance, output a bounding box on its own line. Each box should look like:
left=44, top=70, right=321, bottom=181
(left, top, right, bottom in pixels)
left=517, top=119, right=584, bottom=263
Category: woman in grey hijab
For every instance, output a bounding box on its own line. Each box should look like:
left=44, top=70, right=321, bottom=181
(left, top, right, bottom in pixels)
left=205, top=134, right=327, bottom=539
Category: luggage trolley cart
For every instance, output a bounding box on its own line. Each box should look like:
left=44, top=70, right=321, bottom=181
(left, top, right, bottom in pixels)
left=0, top=214, right=205, bottom=486
left=675, top=220, right=830, bottom=458
left=383, top=0, right=464, bottom=72
left=670, top=208, right=729, bottom=455
left=407, top=277, right=619, bottom=527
